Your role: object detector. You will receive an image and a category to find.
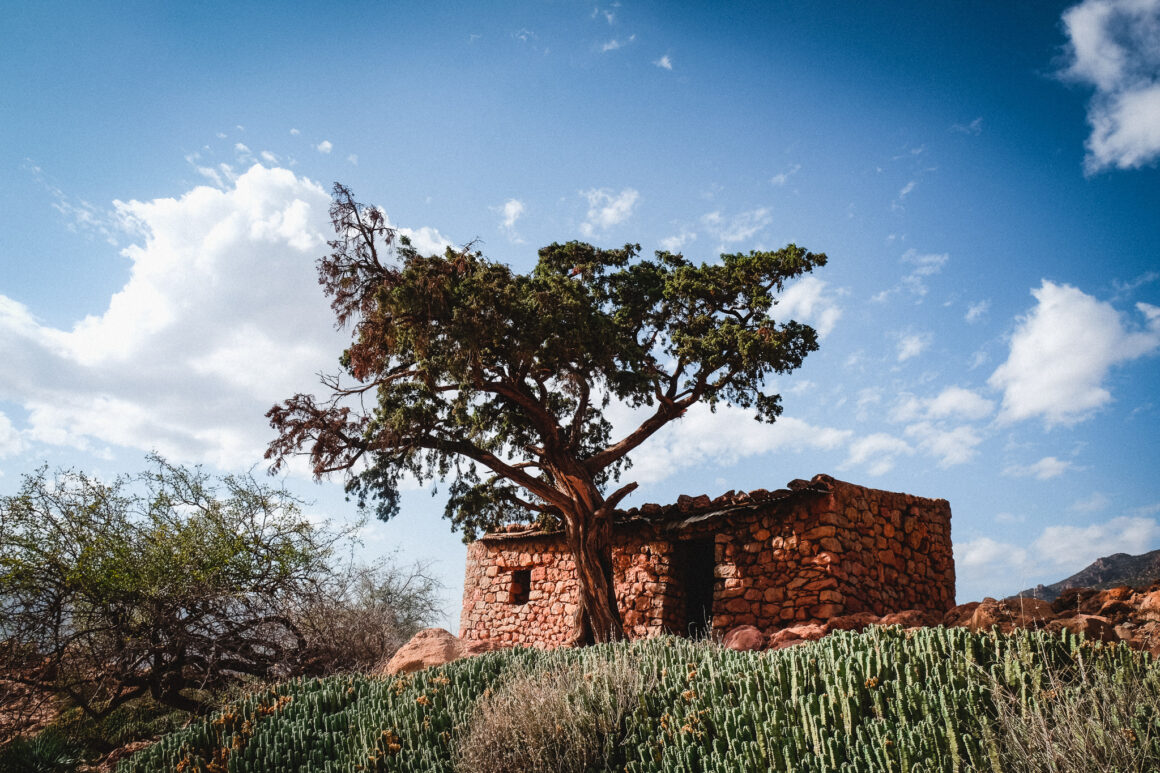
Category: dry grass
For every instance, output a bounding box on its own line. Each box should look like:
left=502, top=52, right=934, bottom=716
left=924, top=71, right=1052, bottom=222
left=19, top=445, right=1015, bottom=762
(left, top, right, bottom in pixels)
left=453, top=647, right=650, bottom=773
left=988, top=649, right=1160, bottom=772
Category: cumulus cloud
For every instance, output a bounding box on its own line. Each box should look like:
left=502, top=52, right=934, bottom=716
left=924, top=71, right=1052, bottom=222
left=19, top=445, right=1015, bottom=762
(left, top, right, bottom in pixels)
left=316, top=140, right=333, bottom=154
left=608, top=401, right=851, bottom=484
left=654, top=55, right=673, bottom=70
left=774, top=276, right=844, bottom=338
left=659, top=228, right=696, bottom=253
left=579, top=188, right=639, bottom=236
left=989, top=280, right=1160, bottom=427
left=891, top=386, right=995, bottom=423
left=1060, top=0, right=1160, bottom=172
left=896, top=332, right=931, bottom=362
left=1033, top=516, right=1160, bottom=569
left=957, top=536, right=1030, bottom=570
left=1002, top=456, right=1076, bottom=480
left=494, top=198, right=526, bottom=242
left=842, top=433, right=914, bottom=475
left=0, top=411, right=23, bottom=459
left=701, top=208, right=773, bottom=245
left=0, top=165, right=450, bottom=470
left=904, top=422, right=984, bottom=467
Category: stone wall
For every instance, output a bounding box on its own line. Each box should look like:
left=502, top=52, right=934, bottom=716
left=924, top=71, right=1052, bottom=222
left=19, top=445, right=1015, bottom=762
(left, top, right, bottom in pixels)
left=459, top=474, right=954, bottom=647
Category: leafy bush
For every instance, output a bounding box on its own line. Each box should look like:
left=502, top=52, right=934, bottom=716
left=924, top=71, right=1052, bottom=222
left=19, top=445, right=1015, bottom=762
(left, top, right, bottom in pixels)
left=0, top=456, right=441, bottom=752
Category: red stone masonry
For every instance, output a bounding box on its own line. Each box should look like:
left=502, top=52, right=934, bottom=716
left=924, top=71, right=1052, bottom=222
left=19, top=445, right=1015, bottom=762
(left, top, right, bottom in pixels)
left=459, top=474, right=954, bottom=647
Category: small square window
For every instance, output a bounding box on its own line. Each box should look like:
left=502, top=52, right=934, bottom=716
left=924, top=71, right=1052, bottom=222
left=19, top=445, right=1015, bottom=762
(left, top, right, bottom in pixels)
left=510, top=569, right=531, bottom=605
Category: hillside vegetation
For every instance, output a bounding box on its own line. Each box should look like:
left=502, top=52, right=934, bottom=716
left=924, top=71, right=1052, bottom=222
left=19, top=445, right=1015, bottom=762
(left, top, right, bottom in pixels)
left=119, top=626, right=1159, bottom=773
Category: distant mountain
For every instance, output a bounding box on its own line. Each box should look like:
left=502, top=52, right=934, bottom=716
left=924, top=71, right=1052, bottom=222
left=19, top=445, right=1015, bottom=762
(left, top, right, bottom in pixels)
left=1017, top=549, right=1160, bottom=602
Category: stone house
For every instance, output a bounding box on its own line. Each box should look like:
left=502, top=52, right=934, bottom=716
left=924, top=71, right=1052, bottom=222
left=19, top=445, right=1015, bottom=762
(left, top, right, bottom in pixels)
left=459, top=474, right=955, bottom=647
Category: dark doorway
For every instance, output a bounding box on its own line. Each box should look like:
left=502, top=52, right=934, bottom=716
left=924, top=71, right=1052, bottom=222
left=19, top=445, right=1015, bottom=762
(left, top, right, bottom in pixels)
left=676, top=538, right=715, bottom=638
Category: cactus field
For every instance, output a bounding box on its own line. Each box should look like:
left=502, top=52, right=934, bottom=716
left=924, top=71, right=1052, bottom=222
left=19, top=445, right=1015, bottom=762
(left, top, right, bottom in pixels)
left=118, top=626, right=1160, bottom=772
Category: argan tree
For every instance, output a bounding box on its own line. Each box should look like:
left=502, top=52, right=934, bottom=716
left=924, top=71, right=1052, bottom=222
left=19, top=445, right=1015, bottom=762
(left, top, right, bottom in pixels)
left=267, top=184, right=826, bottom=644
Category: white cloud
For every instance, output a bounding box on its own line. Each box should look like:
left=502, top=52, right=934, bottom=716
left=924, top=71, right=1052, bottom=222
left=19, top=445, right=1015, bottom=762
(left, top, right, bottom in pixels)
left=1033, top=516, right=1160, bottom=569
left=701, top=208, right=773, bottom=244
left=234, top=143, right=251, bottom=155
left=260, top=150, right=278, bottom=164
left=965, top=300, right=990, bottom=323
left=0, top=411, right=23, bottom=458
left=957, top=536, right=1030, bottom=570
left=579, top=188, right=639, bottom=236
left=774, top=276, right=843, bottom=338
left=896, top=332, right=931, bottom=362
left=842, top=432, right=914, bottom=476
left=398, top=225, right=454, bottom=256
left=1060, top=0, right=1160, bottom=172
left=926, top=386, right=995, bottom=421
left=0, top=165, right=448, bottom=471
left=289, top=128, right=300, bottom=136
left=898, top=180, right=917, bottom=199
left=989, top=281, right=1160, bottom=426
left=347, top=154, right=359, bottom=166
left=1070, top=491, right=1110, bottom=512
left=495, top=198, right=526, bottom=242
left=770, top=164, right=801, bottom=186
left=600, top=34, right=635, bottom=52
left=608, top=402, right=851, bottom=484
left=900, top=249, right=949, bottom=297
left=891, top=386, right=994, bottom=423
left=951, top=117, right=984, bottom=135
left=659, top=228, right=696, bottom=252
left=654, top=55, right=673, bottom=70
left=1002, top=456, right=1075, bottom=480
left=316, top=140, right=333, bottom=154
left=904, top=422, right=984, bottom=467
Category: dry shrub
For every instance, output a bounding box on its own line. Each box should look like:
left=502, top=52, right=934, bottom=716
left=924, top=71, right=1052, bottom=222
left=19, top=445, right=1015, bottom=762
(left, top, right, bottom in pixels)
left=454, top=648, right=648, bottom=773
left=989, top=649, right=1160, bottom=772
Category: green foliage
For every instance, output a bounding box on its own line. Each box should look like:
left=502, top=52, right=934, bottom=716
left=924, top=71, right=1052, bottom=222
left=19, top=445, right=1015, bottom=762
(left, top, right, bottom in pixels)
left=268, top=186, right=827, bottom=538
left=0, top=457, right=438, bottom=721
left=117, top=627, right=1160, bottom=773
left=0, top=727, right=84, bottom=773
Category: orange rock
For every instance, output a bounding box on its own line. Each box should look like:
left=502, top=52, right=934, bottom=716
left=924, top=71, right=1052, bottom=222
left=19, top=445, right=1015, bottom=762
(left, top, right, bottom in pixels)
left=376, top=628, right=502, bottom=676
left=722, top=625, right=767, bottom=652
left=1048, top=614, right=1119, bottom=643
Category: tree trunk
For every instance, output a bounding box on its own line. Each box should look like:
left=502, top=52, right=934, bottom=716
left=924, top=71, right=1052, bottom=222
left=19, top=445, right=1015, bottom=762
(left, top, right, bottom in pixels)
left=564, top=508, right=625, bottom=645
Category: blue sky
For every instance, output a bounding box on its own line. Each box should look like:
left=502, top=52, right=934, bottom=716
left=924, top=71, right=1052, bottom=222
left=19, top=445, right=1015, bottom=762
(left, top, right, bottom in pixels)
left=3, top=1, right=1159, bottom=627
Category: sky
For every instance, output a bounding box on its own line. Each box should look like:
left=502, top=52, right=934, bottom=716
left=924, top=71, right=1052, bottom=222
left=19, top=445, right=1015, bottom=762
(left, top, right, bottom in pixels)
left=2, top=0, right=1159, bottom=629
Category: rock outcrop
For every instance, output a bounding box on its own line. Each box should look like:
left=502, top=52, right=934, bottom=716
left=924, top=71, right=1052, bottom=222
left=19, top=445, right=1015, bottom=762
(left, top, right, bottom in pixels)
left=374, top=628, right=502, bottom=676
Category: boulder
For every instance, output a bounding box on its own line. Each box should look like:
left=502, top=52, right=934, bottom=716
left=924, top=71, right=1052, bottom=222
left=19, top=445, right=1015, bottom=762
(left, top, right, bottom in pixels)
left=375, top=628, right=501, bottom=676
left=825, top=612, right=881, bottom=633
left=966, top=599, right=1011, bottom=633
left=722, top=625, right=766, bottom=652
left=1047, top=614, right=1119, bottom=644
left=1136, top=589, right=1160, bottom=621
left=1079, top=587, right=1134, bottom=615
left=879, top=609, right=943, bottom=628
left=1095, top=599, right=1135, bottom=623
left=769, top=623, right=826, bottom=647
left=942, top=601, right=980, bottom=627
left=1004, top=597, right=1056, bottom=629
